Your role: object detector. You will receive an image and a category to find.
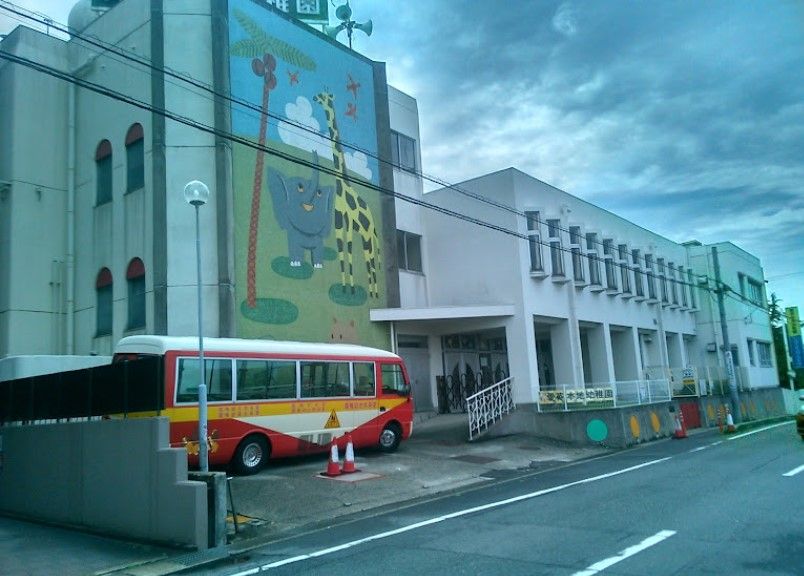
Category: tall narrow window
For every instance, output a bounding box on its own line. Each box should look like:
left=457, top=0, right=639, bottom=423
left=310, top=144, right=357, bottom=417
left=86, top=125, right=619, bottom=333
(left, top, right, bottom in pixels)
left=390, top=130, right=417, bottom=172
left=657, top=258, right=668, bottom=303
left=586, top=232, right=601, bottom=286
left=669, top=262, right=679, bottom=305
left=603, top=239, right=618, bottom=291
left=126, top=257, right=146, bottom=329
left=687, top=269, right=697, bottom=308
left=96, top=267, right=113, bottom=336
left=618, top=244, right=631, bottom=295
left=632, top=249, right=644, bottom=298
left=569, top=226, right=584, bottom=282
left=396, top=230, right=422, bottom=272
left=95, top=140, right=112, bottom=205
left=547, top=219, right=564, bottom=277
left=645, top=254, right=657, bottom=300
left=679, top=266, right=688, bottom=307
left=126, top=123, right=144, bottom=192
left=526, top=211, right=543, bottom=273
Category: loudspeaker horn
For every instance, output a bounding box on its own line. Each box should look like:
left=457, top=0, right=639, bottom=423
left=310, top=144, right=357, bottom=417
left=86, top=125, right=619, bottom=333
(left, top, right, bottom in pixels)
left=324, top=22, right=346, bottom=38
left=354, top=19, right=372, bottom=37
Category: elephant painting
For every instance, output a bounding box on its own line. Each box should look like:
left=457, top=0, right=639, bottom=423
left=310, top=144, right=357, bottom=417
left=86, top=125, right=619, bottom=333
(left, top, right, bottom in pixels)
left=267, top=151, right=335, bottom=268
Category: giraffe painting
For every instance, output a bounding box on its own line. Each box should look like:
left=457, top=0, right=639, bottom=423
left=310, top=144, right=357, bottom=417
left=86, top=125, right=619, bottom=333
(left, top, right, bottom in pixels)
left=314, top=90, right=381, bottom=299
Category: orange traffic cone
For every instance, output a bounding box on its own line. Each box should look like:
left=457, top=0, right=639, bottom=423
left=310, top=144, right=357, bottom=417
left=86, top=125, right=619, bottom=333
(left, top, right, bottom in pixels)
left=341, top=434, right=357, bottom=474
left=676, top=411, right=688, bottom=439
left=325, top=443, right=341, bottom=477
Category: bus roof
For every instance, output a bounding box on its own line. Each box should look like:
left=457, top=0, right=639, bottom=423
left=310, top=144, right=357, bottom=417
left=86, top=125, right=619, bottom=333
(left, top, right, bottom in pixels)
left=114, top=335, right=401, bottom=360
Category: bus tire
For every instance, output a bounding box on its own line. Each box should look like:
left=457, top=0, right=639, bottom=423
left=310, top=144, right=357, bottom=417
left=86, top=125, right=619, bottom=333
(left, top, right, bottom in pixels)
left=379, top=423, right=402, bottom=453
left=232, top=435, right=270, bottom=475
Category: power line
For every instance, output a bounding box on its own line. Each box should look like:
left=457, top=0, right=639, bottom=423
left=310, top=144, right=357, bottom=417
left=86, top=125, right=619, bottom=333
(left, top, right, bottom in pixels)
left=0, top=46, right=754, bottom=313
left=0, top=9, right=768, bottom=312
left=0, top=0, right=711, bottom=277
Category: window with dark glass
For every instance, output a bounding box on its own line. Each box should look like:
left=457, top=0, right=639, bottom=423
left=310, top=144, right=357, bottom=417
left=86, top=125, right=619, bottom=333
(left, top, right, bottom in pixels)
left=353, top=362, right=376, bottom=397
left=396, top=230, right=422, bottom=272
left=391, top=130, right=417, bottom=172
left=96, top=267, right=113, bottom=336
left=668, top=262, right=679, bottom=304
left=687, top=269, right=697, bottom=308
left=125, top=123, right=144, bottom=192
left=645, top=254, right=657, bottom=300
left=236, top=359, right=297, bottom=400
left=586, top=233, right=601, bottom=285
left=603, top=240, right=618, bottom=291
left=300, top=361, right=350, bottom=398
left=547, top=219, right=564, bottom=276
left=679, top=266, right=688, bottom=307
left=95, top=139, right=112, bottom=205
left=632, top=249, right=644, bottom=297
left=381, top=363, right=410, bottom=395
left=126, top=257, right=145, bottom=329
left=657, top=258, right=669, bottom=303
left=526, top=211, right=543, bottom=273
left=569, top=226, right=584, bottom=282
left=618, top=244, right=631, bottom=294
left=176, top=358, right=233, bottom=403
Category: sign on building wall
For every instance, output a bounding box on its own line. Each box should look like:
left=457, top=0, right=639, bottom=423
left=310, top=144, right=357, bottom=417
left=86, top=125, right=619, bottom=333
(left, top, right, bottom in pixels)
left=228, top=0, right=387, bottom=347
left=786, top=306, right=804, bottom=368
left=260, top=0, right=329, bottom=23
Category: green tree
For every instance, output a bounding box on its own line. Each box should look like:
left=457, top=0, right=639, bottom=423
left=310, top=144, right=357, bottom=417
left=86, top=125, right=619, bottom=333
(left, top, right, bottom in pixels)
left=767, top=292, right=784, bottom=327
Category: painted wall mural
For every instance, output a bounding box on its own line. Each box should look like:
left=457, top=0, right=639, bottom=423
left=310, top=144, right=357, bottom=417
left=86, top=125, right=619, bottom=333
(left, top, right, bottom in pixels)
left=229, top=0, right=388, bottom=347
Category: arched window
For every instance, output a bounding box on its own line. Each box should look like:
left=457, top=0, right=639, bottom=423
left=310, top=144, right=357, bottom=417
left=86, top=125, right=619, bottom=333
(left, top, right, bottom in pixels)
left=125, top=123, right=144, bottom=192
left=126, top=257, right=146, bottom=329
left=96, top=267, right=113, bottom=336
left=95, top=140, right=113, bottom=205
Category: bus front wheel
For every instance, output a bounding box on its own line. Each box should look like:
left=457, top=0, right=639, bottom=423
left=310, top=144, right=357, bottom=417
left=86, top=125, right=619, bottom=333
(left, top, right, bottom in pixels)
left=379, top=423, right=402, bottom=453
left=232, top=435, right=270, bottom=475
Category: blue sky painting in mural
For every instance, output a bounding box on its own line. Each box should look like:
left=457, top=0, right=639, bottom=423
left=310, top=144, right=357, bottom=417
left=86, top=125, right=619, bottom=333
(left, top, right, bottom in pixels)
left=228, top=0, right=379, bottom=186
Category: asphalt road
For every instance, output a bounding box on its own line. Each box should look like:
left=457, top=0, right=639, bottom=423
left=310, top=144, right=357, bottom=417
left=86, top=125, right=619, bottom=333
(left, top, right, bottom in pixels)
left=188, top=421, right=803, bottom=576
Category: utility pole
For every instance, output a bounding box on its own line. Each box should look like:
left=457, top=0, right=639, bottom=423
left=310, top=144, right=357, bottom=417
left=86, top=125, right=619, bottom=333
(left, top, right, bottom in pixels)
left=712, top=247, right=741, bottom=422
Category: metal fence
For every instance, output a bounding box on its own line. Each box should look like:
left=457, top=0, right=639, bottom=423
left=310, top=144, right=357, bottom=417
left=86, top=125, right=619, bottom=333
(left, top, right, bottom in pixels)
left=0, top=357, right=164, bottom=425
left=467, top=377, right=515, bottom=440
left=537, top=379, right=670, bottom=412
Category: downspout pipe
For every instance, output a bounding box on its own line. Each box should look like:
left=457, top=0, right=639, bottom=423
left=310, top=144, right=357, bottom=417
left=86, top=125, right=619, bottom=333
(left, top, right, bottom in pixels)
left=66, top=82, right=76, bottom=354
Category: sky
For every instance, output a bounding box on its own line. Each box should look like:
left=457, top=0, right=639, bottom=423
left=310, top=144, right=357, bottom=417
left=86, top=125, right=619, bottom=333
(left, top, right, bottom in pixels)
left=2, top=0, right=803, bottom=315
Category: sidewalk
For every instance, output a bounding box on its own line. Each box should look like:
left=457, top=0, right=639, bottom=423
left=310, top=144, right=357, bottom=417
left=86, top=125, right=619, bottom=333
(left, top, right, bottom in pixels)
left=0, top=413, right=610, bottom=576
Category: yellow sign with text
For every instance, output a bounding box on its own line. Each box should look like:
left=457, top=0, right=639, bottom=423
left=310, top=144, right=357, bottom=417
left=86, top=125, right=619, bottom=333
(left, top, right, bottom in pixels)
left=787, top=306, right=801, bottom=337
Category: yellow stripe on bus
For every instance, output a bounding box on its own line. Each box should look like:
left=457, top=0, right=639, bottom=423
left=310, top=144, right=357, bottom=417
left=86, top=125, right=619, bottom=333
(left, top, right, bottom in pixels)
left=161, top=398, right=408, bottom=424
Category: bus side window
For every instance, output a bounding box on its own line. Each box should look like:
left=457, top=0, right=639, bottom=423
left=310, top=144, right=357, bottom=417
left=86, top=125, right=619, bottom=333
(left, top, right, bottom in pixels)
left=353, top=362, right=375, bottom=397
left=380, top=363, right=410, bottom=396
left=176, top=358, right=232, bottom=403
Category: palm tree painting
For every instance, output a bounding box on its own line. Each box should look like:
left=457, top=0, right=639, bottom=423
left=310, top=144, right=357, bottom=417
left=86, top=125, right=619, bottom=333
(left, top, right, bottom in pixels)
left=230, top=9, right=316, bottom=323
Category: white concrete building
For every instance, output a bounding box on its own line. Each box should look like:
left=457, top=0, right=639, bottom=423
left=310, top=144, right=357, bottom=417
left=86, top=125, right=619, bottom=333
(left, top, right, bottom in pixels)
left=0, top=1, right=777, bottom=416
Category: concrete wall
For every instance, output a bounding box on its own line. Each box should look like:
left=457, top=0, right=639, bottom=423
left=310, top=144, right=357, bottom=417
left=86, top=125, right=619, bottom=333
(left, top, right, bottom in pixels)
left=697, top=388, right=789, bottom=427
left=0, top=417, right=208, bottom=549
left=491, top=402, right=676, bottom=448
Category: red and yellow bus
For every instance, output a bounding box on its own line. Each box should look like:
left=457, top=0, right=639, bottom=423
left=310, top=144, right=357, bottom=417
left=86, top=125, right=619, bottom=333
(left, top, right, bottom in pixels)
left=113, top=335, right=414, bottom=474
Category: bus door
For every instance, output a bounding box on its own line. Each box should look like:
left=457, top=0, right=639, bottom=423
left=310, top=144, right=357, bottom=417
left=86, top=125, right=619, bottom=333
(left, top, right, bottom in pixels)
left=377, top=360, right=413, bottom=431
left=298, top=359, right=353, bottom=449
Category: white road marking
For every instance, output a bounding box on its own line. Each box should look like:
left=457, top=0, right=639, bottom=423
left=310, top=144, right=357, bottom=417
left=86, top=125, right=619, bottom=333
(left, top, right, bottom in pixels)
left=726, top=421, right=793, bottom=440
left=227, top=457, right=672, bottom=575
left=571, top=530, right=677, bottom=576
left=783, top=464, right=804, bottom=477
left=689, top=446, right=708, bottom=453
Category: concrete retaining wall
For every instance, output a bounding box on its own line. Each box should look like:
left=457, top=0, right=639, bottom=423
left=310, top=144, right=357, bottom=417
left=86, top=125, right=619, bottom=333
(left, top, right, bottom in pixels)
left=489, top=402, right=676, bottom=448
left=0, top=417, right=208, bottom=549
left=488, top=388, right=790, bottom=448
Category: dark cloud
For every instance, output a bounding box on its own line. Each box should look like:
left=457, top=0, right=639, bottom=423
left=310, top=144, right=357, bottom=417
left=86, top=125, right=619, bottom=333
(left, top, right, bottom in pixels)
left=358, top=0, right=804, bottom=305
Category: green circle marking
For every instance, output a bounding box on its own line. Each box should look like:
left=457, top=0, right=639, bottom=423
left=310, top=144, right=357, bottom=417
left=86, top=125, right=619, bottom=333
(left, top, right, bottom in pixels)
left=587, top=419, right=608, bottom=442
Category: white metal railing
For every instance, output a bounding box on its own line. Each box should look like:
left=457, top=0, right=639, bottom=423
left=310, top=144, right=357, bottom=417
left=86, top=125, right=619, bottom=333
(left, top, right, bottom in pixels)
left=467, top=377, right=515, bottom=440
left=537, top=379, right=670, bottom=412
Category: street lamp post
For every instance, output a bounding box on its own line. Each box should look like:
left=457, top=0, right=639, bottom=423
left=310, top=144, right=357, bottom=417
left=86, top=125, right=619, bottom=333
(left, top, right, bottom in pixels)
left=183, top=180, right=211, bottom=472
